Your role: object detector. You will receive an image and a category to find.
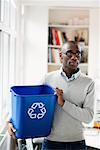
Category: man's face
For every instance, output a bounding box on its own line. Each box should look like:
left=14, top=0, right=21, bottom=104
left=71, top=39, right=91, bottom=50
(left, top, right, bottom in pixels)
left=60, top=42, right=81, bottom=70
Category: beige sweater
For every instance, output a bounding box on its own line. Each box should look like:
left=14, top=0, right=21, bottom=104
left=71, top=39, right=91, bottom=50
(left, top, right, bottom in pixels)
left=42, top=69, right=95, bottom=142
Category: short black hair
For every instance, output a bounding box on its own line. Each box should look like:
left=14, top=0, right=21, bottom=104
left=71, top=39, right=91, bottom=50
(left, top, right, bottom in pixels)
left=62, top=41, right=80, bottom=52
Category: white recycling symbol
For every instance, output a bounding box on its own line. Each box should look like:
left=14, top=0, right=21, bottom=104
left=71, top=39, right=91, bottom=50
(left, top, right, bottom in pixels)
left=27, top=102, right=46, bottom=119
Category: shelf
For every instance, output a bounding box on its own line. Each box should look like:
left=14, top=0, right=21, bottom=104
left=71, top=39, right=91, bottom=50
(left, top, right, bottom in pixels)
left=49, top=24, right=89, bottom=29
left=48, top=44, right=88, bottom=49
left=48, top=62, right=88, bottom=66
left=48, top=63, right=61, bottom=72
left=48, top=62, right=61, bottom=66
left=79, top=63, right=88, bottom=67
left=48, top=44, right=61, bottom=49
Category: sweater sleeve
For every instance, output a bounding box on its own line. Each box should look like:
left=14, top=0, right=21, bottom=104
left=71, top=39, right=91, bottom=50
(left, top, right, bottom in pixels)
left=62, top=81, right=95, bottom=124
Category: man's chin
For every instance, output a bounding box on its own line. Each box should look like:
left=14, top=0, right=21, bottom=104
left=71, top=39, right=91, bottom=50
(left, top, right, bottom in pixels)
left=68, top=64, right=78, bottom=70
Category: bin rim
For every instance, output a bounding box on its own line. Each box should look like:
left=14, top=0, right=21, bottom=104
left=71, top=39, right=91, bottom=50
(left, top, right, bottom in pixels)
left=10, top=84, right=56, bottom=97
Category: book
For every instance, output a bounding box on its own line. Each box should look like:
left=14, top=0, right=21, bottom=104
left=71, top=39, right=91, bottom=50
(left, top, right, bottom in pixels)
left=55, top=29, right=60, bottom=45
left=48, top=27, right=53, bottom=45
left=52, top=28, right=56, bottom=45
left=51, top=48, right=61, bottom=64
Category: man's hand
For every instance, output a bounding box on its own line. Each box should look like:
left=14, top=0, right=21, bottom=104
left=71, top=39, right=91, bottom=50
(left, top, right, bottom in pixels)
left=55, top=87, right=65, bottom=107
left=7, top=122, right=16, bottom=139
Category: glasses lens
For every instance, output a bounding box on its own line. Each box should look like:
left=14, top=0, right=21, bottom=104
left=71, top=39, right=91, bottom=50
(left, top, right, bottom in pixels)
left=66, top=51, right=72, bottom=57
left=65, top=50, right=81, bottom=58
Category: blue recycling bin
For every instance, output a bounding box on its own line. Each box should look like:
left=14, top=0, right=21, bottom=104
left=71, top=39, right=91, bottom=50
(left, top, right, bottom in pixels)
left=10, top=84, right=57, bottom=139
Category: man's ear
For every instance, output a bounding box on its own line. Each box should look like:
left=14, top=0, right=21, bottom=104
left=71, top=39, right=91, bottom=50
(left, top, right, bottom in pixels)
left=59, top=51, right=63, bottom=63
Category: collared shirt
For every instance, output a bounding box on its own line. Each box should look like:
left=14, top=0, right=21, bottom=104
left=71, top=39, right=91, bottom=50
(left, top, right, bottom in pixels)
left=42, top=67, right=94, bottom=142
left=59, top=67, right=81, bottom=82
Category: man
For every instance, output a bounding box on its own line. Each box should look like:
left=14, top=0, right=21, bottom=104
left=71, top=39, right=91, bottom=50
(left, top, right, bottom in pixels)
left=41, top=41, right=95, bottom=150
left=8, top=41, right=95, bottom=150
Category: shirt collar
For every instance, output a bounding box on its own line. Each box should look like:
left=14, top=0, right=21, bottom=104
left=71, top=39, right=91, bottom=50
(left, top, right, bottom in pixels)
left=59, top=67, right=81, bottom=82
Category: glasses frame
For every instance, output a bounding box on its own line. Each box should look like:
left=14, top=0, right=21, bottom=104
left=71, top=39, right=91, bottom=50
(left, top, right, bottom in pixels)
left=62, top=50, right=81, bottom=59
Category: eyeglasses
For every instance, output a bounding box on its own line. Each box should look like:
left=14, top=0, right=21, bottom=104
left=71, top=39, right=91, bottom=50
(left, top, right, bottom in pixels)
left=63, top=50, right=81, bottom=58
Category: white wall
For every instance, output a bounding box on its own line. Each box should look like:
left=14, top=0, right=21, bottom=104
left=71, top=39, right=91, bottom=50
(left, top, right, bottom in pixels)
left=23, top=6, right=48, bottom=84
left=22, top=5, right=100, bottom=84
left=22, top=0, right=100, bottom=8
left=88, top=8, right=100, bottom=78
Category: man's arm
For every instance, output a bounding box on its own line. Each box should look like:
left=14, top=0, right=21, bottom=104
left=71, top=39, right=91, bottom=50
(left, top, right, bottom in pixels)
left=56, top=81, right=95, bottom=124
left=7, top=121, right=16, bottom=139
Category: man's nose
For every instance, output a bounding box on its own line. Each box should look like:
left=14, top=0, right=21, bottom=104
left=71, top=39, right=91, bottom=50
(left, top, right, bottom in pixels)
left=71, top=54, right=78, bottom=60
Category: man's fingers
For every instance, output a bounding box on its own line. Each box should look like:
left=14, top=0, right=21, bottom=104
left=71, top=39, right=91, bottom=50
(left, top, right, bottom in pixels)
left=9, top=123, right=16, bottom=132
left=56, top=87, right=63, bottom=95
left=8, top=123, right=16, bottom=139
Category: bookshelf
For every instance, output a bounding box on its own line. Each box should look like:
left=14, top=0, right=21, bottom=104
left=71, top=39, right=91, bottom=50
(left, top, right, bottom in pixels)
left=47, top=7, right=100, bottom=128
left=48, top=8, right=89, bottom=74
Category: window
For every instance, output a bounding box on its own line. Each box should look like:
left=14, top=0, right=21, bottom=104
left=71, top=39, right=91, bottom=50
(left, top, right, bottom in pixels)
left=0, top=0, right=5, bottom=22
left=0, top=0, right=17, bottom=132
left=0, top=33, right=16, bottom=132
